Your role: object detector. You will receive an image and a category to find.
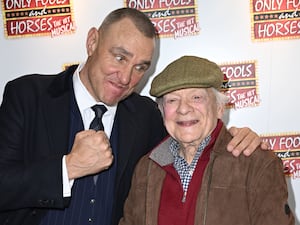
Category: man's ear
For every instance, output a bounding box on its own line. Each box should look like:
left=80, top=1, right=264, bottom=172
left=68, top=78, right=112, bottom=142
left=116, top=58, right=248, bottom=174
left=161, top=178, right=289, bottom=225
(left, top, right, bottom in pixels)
left=217, top=104, right=225, bottom=119
left=86, top=27, right=99, bottom=56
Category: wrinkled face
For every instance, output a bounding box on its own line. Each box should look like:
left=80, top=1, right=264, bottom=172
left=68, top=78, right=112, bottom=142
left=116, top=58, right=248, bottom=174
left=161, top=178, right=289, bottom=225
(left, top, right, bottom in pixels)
left=161, top=88, right=223, bottom=147
left=80, top=18, right=155, bottom=105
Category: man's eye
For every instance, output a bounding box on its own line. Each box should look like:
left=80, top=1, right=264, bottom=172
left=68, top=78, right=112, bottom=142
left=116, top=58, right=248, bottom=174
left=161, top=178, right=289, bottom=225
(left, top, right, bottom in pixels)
left=135, top=64, right=148, bottom=72
left=115, top=55, right=124, bottom=61
left=165, top=99, right=178, bottom=104
left=193, top=95, right=205, bottom=102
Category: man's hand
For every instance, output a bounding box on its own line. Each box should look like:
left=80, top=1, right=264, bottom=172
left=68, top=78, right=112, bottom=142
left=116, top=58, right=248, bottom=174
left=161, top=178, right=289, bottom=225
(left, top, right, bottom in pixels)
left=227, top=127, right=270, bottom=157
left=66, top=130, right=113, bottom=179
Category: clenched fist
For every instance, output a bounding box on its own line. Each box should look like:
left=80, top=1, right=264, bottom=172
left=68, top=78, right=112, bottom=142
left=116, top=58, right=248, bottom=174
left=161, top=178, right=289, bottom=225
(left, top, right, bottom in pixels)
left=65, top=130, right=113, bottom=179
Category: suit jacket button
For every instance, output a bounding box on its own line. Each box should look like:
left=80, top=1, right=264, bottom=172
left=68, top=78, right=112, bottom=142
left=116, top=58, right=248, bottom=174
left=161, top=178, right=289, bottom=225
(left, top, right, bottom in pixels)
left=39, top=199, right=49, bottom=206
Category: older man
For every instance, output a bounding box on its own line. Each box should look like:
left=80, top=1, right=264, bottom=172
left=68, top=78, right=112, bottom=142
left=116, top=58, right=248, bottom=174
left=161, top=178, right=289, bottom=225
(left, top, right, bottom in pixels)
left=119, top=56, right=294, bottom=225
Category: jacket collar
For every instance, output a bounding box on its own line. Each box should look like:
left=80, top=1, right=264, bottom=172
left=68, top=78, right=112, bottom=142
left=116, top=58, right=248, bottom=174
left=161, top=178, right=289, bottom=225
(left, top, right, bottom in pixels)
left=149, top=136, right=174, bottom=166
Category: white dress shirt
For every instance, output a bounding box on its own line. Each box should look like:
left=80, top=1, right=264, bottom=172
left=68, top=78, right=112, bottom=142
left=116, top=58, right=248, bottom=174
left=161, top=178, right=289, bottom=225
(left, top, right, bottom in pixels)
left=62, top=63, right=117, bottom=197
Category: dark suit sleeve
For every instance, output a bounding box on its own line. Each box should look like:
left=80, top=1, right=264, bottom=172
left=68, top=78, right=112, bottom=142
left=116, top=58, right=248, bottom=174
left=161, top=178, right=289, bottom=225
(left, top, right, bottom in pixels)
left=0, top=77, right=68, bottom=211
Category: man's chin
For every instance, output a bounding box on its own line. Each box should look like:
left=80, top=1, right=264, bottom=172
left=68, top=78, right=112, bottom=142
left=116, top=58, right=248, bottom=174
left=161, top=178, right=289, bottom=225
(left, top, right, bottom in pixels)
left=105, top=89, right=134, bottom=105
left=104, top=95, right=127, bottom=106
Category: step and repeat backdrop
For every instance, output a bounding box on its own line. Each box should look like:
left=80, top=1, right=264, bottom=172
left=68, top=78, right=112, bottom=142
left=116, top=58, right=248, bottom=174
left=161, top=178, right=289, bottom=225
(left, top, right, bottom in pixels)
left=1, top=0, right=299, bottom=223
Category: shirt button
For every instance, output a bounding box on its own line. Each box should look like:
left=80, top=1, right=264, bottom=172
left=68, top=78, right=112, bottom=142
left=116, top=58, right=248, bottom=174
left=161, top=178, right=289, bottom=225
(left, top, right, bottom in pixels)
left=88, top=218, right=93, bottom=222
left=90, top=199, right=95, bottom=204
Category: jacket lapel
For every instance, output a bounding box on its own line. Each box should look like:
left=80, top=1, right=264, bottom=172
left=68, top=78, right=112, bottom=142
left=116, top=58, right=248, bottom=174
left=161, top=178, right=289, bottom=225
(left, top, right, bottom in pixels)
left=42, top=65, right=78, bottom=155
left=113, top=99, right=138, bottom=182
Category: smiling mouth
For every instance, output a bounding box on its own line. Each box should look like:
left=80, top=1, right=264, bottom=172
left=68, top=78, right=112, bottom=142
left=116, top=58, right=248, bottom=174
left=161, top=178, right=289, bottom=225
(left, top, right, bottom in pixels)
left=108, top=80, right=128, bottom=91
left=109, top=78, right=128, bottom=89
left=177, top=120, right=198, bottom=127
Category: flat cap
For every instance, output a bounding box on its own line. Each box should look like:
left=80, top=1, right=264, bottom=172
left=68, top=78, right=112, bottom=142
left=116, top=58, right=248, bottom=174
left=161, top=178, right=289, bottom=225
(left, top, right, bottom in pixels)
left=150, top=56, right=223, bottom=97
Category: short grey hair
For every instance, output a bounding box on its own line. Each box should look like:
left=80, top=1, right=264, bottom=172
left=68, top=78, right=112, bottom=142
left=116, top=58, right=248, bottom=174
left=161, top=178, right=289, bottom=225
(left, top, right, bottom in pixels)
left=211, top=88, right=229, bottom=106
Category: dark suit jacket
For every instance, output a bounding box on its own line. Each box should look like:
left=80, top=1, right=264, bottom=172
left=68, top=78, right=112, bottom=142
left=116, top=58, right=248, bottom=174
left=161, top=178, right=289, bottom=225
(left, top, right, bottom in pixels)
left=0, top=65, right=167, bottom=225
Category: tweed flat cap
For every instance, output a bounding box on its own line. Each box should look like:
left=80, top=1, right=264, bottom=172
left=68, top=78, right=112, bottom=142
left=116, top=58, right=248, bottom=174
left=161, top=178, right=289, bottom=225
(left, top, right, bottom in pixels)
left=150, top=56, right=223, bottom=97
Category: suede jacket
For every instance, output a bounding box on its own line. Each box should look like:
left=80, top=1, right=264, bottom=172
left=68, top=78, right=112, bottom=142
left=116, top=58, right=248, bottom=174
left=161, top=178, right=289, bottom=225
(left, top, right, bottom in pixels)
left=119, top=125, right=294, bottom=225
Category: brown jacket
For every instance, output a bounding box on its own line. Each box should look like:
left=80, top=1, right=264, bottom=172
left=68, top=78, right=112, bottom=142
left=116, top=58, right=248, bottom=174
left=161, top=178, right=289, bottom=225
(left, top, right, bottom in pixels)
left=119, top=125, right=294, bottom=225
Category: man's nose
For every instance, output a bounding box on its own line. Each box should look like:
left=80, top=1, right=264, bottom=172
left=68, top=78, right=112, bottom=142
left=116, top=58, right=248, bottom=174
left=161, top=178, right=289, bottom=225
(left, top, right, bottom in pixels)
left=177, top=100, right=193, bottom=114
left=119, top=66, right=133, bottom=85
